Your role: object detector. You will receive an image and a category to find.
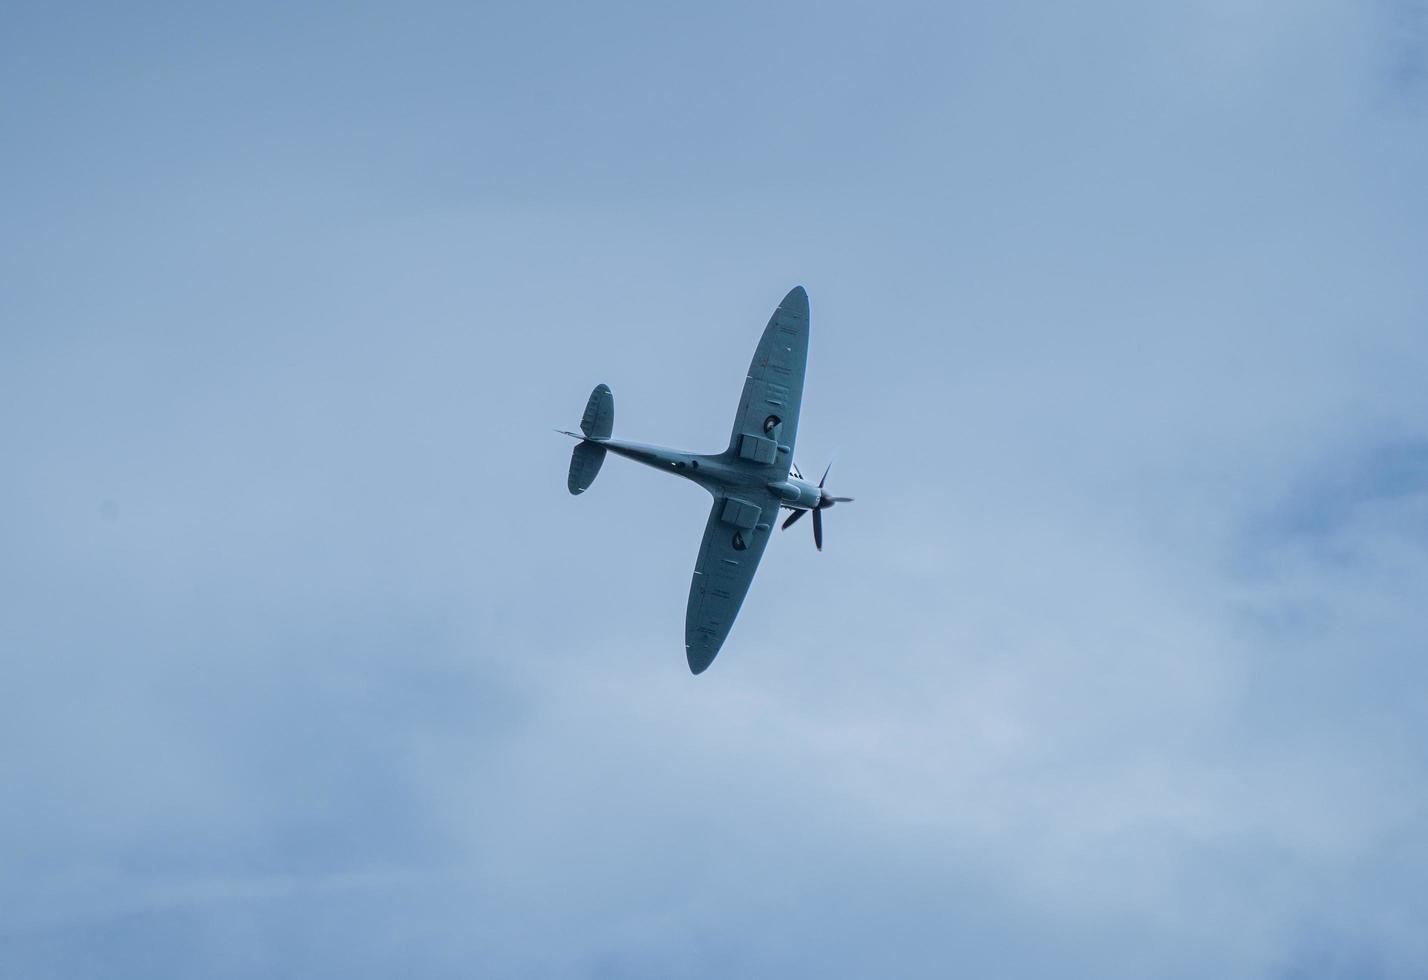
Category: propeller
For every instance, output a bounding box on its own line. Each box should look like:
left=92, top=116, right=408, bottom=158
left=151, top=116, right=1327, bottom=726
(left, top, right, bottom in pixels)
left=781, top=460, right=854, bottom=551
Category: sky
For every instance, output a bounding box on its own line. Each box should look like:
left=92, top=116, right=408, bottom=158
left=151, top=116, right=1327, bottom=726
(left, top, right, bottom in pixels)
left=3, top=1, right=1428, bottom=977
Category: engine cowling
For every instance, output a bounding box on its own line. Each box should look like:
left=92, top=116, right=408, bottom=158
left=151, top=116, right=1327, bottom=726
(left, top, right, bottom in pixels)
left=768, top=478, right=822, bottom=510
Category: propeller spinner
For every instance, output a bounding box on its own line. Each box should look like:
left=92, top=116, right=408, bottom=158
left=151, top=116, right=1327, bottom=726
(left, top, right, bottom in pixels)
left=780, top=460, right=853, bottom=551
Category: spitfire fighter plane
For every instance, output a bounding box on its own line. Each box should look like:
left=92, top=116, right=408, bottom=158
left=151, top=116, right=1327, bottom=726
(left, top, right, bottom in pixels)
left=560, top=286, right=850, bottom=674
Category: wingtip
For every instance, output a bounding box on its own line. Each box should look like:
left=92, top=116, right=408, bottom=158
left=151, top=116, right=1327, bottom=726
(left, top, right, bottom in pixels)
left=781, top=285, right=809, bottom=316
left=685, top=645, right=716, bottom=675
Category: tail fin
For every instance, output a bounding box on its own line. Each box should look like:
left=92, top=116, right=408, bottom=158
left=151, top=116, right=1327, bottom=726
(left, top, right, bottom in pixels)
left=568, top=384, right=613, bottom=494
left=581, top=384, right=614, bottom=439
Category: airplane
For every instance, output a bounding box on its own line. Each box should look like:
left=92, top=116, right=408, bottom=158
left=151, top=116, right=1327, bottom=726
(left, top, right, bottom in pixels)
left=559, top=285, right=851, bottom=675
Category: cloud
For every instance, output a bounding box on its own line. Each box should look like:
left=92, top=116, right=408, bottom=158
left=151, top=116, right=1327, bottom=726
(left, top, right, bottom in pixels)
left=3, top=1, right=1428, bottom=977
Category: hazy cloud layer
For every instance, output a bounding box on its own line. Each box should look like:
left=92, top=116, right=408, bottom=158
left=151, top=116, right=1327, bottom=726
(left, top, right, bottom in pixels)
left=3, top=2, right=1427, bottom=977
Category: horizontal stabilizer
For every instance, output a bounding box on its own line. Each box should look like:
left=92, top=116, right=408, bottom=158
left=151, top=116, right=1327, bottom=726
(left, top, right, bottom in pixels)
left=568, top=442, right=606, bottom=494
left=581, top=384, right=614, bottom=439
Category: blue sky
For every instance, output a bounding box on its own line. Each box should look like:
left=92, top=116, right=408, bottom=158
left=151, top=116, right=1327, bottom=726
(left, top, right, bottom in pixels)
left=3, top=2, right=1427, bottom=977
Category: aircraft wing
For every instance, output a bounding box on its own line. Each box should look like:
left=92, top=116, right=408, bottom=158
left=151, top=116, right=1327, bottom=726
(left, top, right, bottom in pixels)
left=684, top=490, right=782, bottom=674
left=725, top=286, right=809, bottom=475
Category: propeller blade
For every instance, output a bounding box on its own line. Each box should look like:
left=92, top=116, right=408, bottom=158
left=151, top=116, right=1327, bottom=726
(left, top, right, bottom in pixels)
left=812, top=507, right=823, bottom=551
left=819, top=461, right=833, bottom=488
left=827, top=496, right=854, bottom=503
left=791, top=462, right=802, bottom=480
left=781, top=509, right=806, bottom=530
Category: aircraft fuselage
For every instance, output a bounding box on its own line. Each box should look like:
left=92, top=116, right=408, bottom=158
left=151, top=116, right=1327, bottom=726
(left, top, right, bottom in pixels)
left=595, top=437, right=822, bottom=513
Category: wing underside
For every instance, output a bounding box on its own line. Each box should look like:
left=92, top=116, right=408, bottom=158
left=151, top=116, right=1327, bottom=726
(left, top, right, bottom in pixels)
left=682, top=287, right=811, bottom=674
left=684, top=490, right=781, bottom=674
left=726, top=286, right=810, bottom=475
